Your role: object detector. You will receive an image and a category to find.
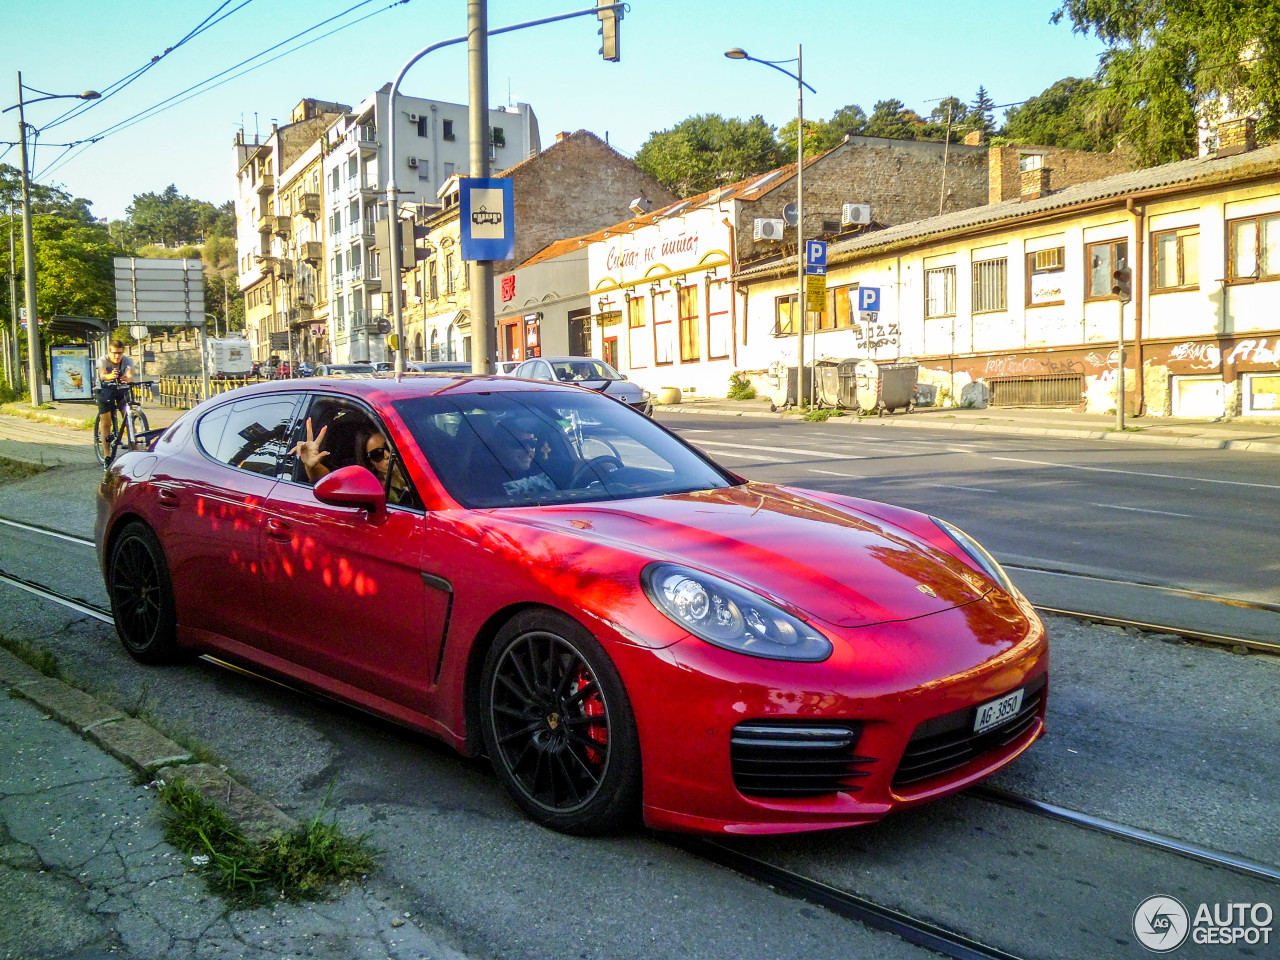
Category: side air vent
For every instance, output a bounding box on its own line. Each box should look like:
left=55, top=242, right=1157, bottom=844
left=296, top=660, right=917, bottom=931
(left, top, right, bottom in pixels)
left=730, top=721, right=875, bottom=797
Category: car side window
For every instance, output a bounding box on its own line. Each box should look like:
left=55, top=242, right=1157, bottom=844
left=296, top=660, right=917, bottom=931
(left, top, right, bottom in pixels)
left=285, top=395, right=423, bottom=511
left=196, top=395, right=299, bottom=475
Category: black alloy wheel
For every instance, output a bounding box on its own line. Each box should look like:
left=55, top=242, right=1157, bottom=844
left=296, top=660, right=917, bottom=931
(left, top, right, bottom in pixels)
left=129, top=409, right=150, bottom=447
left=108, top=522, right=183, bottom=664
left=481, top=610, right=641, bottom=834
left=93, top=412, right=117, bottom=466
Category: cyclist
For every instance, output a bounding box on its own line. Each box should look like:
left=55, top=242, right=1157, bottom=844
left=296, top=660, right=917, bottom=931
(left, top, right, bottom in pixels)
left=95, top=339, right=135, bottom=462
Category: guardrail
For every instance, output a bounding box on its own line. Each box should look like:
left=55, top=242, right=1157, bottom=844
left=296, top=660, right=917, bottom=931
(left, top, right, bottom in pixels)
left=154, top=374, right=271, bottom=409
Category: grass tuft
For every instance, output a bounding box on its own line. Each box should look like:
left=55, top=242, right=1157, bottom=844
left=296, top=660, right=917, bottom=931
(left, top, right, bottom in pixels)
left=0, top=636, right=63, bottom=679
left=802, top=408, right=845, bottom=422
left=0, top=456, right=50, bottom=484
left=159, top=778, right=377, bottom=907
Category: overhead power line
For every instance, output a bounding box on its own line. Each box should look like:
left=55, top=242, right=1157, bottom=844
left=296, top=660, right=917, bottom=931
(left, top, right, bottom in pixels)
left=37, top=0, right=409, bottom=183
left=42, top=0, right=256, bottom=132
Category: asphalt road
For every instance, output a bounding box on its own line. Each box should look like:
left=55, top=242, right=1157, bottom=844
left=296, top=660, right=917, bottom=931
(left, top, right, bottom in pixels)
left=1, top=417, right=1278, bottom=959
left=657, top=413, right=1280, bottom=605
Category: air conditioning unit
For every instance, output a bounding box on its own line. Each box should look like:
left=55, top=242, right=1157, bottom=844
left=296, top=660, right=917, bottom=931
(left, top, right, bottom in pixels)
left=407, top=156, right=419, bottom=168
left=753, top=218, right=786, bottom=241
left=408, top=113, right=419, bottom=123
left=841, top=203, right=872, bottom=227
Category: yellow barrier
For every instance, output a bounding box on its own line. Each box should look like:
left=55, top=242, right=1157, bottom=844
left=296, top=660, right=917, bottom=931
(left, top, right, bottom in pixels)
left=154, top=375, right=269, bottom=409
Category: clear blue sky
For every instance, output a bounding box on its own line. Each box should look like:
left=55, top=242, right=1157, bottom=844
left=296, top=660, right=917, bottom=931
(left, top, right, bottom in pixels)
left=1, top=0, right=1108, bottom=221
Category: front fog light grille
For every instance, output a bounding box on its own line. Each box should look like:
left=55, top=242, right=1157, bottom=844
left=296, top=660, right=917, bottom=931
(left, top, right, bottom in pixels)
left=730, top=721, right=875, bottom=797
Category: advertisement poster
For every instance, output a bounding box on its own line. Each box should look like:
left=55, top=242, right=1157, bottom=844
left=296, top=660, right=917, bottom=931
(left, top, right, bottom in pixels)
left=49, top=344, right=94, bottom=401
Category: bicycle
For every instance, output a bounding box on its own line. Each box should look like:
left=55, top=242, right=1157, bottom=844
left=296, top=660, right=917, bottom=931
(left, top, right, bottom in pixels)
left=95, top=382, right=151, bottom=466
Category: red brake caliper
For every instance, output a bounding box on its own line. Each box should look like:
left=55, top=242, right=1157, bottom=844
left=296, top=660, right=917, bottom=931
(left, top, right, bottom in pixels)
left=575, top=666, right=609, bottom=764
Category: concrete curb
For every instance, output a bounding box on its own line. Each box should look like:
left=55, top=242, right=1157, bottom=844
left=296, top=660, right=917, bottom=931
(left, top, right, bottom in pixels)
left=0, top=647, right=296, bottom=839
left=0, top=403, right=94, bottom=430
left=655, top=403, right=1280, bottom=455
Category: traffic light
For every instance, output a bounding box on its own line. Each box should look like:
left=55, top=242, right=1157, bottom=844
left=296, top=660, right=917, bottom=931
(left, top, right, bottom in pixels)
left=597, top=0, right=621, bottom=62
left=1112, top=264, right=1132, bottom=302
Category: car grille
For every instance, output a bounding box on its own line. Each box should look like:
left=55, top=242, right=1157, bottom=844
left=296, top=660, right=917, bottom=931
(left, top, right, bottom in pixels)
left=730, top=721, right=875, bottom=797
left=891, top=674, right=1047, bottom=789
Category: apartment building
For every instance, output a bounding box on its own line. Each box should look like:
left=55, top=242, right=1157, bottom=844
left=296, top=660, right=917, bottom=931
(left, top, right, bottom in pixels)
left=323, top=87, right=539, bottom=363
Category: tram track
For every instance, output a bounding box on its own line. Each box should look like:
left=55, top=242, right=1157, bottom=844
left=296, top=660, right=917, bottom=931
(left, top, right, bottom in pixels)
left=5, top=561, right=1278, bottom=960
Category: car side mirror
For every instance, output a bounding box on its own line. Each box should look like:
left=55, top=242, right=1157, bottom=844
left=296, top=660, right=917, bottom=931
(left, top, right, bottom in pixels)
left=314, top=464, right=387, bottom=523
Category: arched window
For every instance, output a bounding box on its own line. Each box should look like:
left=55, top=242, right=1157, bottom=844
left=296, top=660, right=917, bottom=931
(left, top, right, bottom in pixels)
left=429, top=329, right=439, bottom=361
left=413, top=332, right=423, bottom=361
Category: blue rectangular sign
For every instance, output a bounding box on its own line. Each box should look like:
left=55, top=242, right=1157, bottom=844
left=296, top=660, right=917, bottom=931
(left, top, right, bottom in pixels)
left=858, top=286, right=881, bottom=312
left=805, top=239, right=827, bottom=276
left=460, top=177, right=515, bottom=261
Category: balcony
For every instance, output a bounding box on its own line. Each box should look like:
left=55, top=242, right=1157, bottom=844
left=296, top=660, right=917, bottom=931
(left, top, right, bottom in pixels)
left=256, top=174, right=274, bottom=197
left=300, top=240, right=323, bottom=264
left=257, top=214, right=273, bottom=235
left=355, top=124, right=377, bottom=155
left=360, top=217, right=376, bottom=241
left=300, top=192, right=321, bottom=220
left=349, top=308, right=366, bottom=331
left=273, top=216, right=291, bottom=238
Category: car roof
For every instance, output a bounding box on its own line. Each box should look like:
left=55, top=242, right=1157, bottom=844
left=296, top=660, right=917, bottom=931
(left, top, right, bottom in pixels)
left=198, top=371, right=573, bottom=405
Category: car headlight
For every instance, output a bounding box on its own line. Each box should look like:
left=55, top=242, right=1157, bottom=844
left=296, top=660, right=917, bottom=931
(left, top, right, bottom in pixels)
left=640, top=388, right=652, bottom=401
left=642, top=562, right=832, bottom=662
left=932, top=517, right=1019, bottom=596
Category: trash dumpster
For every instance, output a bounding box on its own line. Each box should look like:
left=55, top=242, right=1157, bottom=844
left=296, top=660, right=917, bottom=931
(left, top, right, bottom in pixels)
left=837, top=359, right=919, bottom=415
left=766, top=363, right=815, bottom=411
left=813, top=360, right=841, bottom=408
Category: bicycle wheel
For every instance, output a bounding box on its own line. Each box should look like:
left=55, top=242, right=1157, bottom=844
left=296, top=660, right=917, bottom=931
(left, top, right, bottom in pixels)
left=128, top=409, right=150, bottom=449
left=94, top=411, right=119, bottom=465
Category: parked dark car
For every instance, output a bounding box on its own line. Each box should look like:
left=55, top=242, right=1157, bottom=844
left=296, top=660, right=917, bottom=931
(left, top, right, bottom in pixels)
left=513, top=356, right=653, bottom=416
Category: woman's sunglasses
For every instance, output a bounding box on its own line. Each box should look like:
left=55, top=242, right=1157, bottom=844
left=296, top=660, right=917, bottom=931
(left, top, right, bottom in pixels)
left=367, top=446, right=390, bottom=463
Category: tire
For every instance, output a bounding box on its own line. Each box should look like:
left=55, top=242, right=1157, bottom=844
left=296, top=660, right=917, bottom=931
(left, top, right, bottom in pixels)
left=108, top=522, right=183, bottom=665
left=480, top=610, right=641, bottom=834
left=129, top=410, right=150, bottom=448
left=94, top=412, right=116, bottom=466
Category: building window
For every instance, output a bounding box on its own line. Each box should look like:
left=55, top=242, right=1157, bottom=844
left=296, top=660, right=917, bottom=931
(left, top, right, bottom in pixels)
left=678, top=285, right=700, bottom=362
left=707, top=279, right=731, bottom=359
left=1026, top=246, right=1065, bottom=306
left=774, top=293, right=799, bottom=336
left=492, top=126, right=505, bottom=148
left=1086, top=239, right=1128, bottom=300
left=445, top=253, right=456, bottom=294
left=347, top=155, right=358, bottom=181
left=627, top=295, right=647, bottom=369
left=972, top=257, right=1008, bottom=313
left=1228, top=214, right=1280, bottom=282
left=652, top=292, right=673, bottom=365
left=442, top=119, right=455, bottom=141
left=416, top=116, right=429, bottom=138
left=331, top=167, right=339, bottom=191
left=427, top=259, right=438, bottom=300
left=1152, top=227, right=1200, bottom=291
left=828, top=284, right=857, bottom=329
left=924, top=266, right=956, bottom=318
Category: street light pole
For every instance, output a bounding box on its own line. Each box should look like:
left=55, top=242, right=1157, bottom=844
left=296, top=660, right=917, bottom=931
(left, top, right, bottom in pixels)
left=6, top=73, right=99, bottom=406
left=725, top=46, right=816, bottom=408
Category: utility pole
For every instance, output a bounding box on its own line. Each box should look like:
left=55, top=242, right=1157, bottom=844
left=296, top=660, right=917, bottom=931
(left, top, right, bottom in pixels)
left=17, top=72, right=43, bottom=405
left=6, top=204, right=19, bottom=388
left=468, top=0, right=494, bottom=374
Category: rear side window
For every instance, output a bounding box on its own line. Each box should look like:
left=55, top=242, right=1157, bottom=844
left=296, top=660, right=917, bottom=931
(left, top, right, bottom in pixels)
left=196, top=395, right=299, bottom=475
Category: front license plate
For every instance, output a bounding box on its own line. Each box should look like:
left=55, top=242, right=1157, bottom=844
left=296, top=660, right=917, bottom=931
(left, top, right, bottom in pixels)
left=973, top=689, right=1024, bottom=733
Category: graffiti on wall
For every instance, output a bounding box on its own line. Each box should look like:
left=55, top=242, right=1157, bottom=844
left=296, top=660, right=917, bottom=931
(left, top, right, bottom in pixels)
left=1168, top=342, right=1221, bottom=370
left=983, top=351, right=1115, bottom=378
left=1226, top=339, right=1280, bottom=367
left=852, top=313, right=900, bottom=351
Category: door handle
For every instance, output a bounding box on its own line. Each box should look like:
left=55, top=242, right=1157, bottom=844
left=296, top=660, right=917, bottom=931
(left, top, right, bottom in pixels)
left=266, top=517, right=292, bottom=543
left=157, top=488, right=179, bottom=509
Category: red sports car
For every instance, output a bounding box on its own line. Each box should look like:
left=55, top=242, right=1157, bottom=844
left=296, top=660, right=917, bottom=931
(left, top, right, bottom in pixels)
left=96, top=375, right=1048, bottom=836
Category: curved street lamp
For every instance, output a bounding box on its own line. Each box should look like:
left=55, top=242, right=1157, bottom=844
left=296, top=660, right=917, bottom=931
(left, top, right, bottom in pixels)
left=4, top=75, right=99, bottom=406
left=725, top=45, right=815, bottom=408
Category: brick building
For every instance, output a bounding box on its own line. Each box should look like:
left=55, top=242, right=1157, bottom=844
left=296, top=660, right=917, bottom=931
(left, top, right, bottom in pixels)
left=403, top=130, right=676, bottom=363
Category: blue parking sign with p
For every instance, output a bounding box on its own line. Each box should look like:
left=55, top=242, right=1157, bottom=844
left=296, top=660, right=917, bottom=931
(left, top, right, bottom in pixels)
left=805, top=240, right=826, bottom=275
left=859, top=286, right=881, bottom=312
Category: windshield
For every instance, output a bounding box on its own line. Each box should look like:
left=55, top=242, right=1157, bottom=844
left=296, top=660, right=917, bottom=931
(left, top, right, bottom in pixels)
left=394, top=390, right=735, bottom=508
left=550, top=359, right=623, bottom=382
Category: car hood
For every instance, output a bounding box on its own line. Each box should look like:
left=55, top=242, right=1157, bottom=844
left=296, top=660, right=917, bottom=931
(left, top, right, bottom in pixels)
left=568, top=378, right=643, bottom=400
left=503, top=482, right=993, bottom=628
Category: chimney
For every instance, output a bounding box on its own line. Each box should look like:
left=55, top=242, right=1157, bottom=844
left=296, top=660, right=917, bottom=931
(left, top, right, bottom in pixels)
left=555, top=131, right=572, bottom=142
left=963, top=130, right=983, bottom=146
left=1021, top=165, right=1051, bottom=201
left=1217, top=117, right=1257, bottom=157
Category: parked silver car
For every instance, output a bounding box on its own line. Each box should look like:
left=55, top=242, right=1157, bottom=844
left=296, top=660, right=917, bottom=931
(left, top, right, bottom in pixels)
left=511, top=356, right=653, bottom=416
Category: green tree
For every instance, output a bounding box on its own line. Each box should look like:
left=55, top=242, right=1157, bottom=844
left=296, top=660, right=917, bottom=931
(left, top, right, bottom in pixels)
left=634, top=114, right=787, bottom=198
left=1053, top=0, right=1280, bottom=164
left=864, top=99, right=925, bottom=140
left=30, top=216, right=130, bottom=335
left=0, top=164, right=94, bottom=221
left=779, top=103, right=867, bottom=155
left=970, top=86, right=997, bottom=136
left=1000, top=77, right=1118, bottom=151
